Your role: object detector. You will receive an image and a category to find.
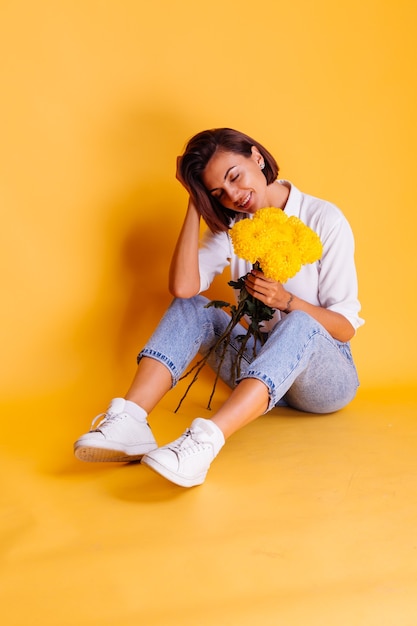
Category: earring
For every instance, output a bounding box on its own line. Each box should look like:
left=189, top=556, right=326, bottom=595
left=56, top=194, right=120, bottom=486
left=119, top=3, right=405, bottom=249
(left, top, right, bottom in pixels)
left=260, top=161, right=265, bottom=170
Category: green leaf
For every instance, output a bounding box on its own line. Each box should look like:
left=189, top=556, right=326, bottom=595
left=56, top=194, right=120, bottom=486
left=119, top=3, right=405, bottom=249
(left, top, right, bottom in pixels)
left=205, top=300, right=231, bottom=309
left=228, top=276, right=246, bottom=290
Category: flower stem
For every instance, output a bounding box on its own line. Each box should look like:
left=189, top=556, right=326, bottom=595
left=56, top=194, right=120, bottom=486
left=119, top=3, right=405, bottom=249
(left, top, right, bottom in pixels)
left=173, top=266, right=275, bottom=413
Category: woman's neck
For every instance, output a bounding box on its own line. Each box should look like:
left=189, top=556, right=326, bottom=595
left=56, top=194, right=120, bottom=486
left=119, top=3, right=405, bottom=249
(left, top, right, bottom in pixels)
left=266, top=180, right=290, bottom=210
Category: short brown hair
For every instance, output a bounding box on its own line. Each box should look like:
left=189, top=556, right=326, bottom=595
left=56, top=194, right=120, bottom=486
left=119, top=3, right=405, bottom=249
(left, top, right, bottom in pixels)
left=179, top=128, right=279, bottom=233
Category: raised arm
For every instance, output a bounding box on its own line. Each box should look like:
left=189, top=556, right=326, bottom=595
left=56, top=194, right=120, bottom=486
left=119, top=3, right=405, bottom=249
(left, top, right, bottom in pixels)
left=168, top=198, right=201, bottom=298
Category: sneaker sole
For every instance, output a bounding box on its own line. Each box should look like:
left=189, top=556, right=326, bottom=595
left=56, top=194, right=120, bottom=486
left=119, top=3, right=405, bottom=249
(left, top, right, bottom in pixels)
left=74, top=443, right=157, bottom=463
left=141, top=455, right=206, bottom=488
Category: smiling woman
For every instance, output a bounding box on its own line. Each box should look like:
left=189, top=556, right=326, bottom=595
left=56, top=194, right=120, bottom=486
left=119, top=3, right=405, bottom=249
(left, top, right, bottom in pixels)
left=202, top=147, right=289, bottom=214
left=179, top=128, right=279, bottom=233
left=74, top=127, right=364, bottom=488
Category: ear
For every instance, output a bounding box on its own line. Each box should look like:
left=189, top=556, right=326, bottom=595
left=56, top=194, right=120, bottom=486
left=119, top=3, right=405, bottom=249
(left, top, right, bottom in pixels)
left=251, top=146, right=263, bottom=166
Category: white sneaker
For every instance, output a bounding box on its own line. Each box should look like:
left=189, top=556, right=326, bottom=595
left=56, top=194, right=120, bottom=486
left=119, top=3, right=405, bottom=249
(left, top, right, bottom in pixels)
left=74, top=398, right=157, bottom=462
left=141, top=418, right=225, bottom=487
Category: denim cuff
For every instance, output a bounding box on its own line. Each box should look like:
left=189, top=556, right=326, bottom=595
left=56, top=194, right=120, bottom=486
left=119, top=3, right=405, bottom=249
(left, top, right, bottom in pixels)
left=236, top=370, right=277, bottom=413
left=137, top=349, right=178, bottom=386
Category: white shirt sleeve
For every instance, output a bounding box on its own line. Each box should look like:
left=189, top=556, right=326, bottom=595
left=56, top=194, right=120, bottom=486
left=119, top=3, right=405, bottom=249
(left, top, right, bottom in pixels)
left=316, top=207, right=364, bottom=331
left=198, top=230, right=232, bottom=293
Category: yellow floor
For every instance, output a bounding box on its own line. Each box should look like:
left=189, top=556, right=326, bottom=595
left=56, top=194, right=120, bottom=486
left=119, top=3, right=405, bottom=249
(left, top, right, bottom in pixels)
left=2, top=384, right=417, bottom=626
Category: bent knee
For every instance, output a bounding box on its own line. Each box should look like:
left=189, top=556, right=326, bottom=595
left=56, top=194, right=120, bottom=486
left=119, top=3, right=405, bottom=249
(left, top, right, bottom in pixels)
left=285, top=384, right=358, bottom=414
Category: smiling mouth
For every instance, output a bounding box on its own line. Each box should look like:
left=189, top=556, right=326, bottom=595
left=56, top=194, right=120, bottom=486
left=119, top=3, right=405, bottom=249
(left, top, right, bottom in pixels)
left=237, top=193, right=251, bottom=209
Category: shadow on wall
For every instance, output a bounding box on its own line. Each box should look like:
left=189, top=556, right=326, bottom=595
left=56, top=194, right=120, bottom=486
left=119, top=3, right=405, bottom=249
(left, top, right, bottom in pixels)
left=100, top=104, right=195, bottom=363
left=69, top=187, right=182, bottom=402
left=71, top=107, right=194, bottom=398
left=110, top=185, right=179, bottom=362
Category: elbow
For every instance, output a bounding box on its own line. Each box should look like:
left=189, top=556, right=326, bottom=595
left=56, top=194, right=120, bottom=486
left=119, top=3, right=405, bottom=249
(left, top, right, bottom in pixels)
left=337, top=321, right=356, bottom=343
left=168, top=267, right=201, bottom=299
left=169, top=282, right=200, bottom=299
left=338, top=330, right=355, bottom=343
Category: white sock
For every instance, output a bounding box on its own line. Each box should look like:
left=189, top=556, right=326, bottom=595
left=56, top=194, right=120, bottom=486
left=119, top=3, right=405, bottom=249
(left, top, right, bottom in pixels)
left=124, top=399, right=148, bottom=421
left=192, top=417, right=225, bottom=452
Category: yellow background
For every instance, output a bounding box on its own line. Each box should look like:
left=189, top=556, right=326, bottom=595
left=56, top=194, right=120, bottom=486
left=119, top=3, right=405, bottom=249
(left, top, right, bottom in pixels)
left=1, top=1, right=417, bottom=625
left=1, top=0, right=416, bottom=404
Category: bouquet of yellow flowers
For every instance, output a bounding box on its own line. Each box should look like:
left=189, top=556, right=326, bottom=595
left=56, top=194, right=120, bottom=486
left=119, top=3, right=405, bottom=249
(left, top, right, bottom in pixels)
left=175, top=207, right=322, bottom=412
left=230, top=206, right=322, bottom=282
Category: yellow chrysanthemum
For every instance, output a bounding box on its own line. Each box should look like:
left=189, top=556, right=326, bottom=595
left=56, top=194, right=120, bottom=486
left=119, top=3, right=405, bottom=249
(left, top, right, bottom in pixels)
left=230, top=207, right=322, bottom=283
left=288, top=216, right=323, bottom=264
left=229, top=218, right=268, bottom=263
left=258, top=242, right=302, bottom=283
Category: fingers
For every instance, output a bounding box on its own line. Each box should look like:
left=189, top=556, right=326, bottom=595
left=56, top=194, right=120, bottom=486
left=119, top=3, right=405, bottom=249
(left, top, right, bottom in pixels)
left=245, top=275, right=268, bottom=299
left=246, top=271, right=275, bottom=291
left=176, top=156, right=184, bottom=181
left=176, top=156, right=190, bottom=192
left=250, top=269, right=275, bottom=283
left=245, top=272, right=285, bottom=308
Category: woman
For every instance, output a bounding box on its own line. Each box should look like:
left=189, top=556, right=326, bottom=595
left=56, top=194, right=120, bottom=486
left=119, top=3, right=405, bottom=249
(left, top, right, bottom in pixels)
left=74, top=128, right=364, bottom=487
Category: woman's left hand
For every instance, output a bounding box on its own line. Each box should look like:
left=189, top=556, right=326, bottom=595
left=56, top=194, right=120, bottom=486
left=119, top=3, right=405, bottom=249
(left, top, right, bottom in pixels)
left=244, top=269, right=290, bottom=311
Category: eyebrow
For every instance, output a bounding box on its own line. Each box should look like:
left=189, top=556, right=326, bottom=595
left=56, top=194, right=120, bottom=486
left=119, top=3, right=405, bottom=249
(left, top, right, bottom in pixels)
left=209, top=166, right=237, bottom=193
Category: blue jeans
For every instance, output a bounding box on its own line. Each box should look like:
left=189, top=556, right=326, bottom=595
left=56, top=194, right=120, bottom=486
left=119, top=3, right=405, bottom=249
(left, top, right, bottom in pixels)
left=138, top=296, right=359, bottom=414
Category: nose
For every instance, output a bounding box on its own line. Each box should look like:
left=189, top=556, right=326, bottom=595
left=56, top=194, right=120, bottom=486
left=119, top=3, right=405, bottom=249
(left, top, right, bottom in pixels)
left=226, top=184, right=240, bottom=204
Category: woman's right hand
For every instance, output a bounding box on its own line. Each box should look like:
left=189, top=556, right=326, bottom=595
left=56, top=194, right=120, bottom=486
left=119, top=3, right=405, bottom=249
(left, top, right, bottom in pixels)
left=176, top=155, right=188, bottom=192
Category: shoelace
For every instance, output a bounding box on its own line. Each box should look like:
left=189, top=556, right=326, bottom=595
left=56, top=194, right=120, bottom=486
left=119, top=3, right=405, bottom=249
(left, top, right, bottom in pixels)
left=90, top=411, right=124, bottom=433
left=169, top=429, right=208, bottom=457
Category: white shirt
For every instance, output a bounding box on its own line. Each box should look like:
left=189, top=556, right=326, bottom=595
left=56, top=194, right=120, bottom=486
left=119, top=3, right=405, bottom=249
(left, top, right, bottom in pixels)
left=198, top=181, right=364, bottom=333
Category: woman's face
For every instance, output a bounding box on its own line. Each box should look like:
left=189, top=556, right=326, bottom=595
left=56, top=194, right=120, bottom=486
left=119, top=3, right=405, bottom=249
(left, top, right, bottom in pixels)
left=201, top=147, right=269, bottom=214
